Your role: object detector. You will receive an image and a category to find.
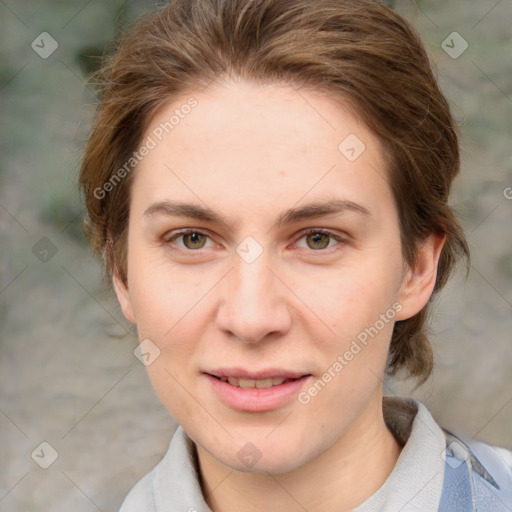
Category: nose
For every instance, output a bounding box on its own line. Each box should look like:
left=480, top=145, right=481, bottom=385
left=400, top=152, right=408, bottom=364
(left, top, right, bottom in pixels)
left=215, top=248, right=292, bottom=344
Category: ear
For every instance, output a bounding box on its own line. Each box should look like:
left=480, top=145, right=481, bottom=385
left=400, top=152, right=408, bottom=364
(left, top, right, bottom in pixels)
left=395, top=232, right=446, bottom=321
left=112, top=273, right=136, bottom=324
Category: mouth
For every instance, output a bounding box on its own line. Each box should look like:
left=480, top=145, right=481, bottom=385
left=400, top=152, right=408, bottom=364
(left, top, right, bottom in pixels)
left=210, top=375, right=300, bottom=389
left=204, top=369, right=312, bottom=412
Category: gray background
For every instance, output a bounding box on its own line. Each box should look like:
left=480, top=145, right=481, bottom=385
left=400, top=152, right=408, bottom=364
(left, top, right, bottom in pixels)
left=1, top=0, right=511, bottom=510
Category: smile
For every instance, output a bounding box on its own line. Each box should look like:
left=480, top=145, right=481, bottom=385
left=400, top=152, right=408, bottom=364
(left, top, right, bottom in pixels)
left=205, top=370, right=312, bottom=412
left=215, top=376, right=296, bottom=389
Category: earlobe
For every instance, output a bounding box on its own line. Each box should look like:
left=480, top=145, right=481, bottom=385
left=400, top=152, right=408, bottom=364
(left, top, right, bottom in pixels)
left=112, top=273, right=136, bottom=324
left=395, top=232, right=446, bottom=322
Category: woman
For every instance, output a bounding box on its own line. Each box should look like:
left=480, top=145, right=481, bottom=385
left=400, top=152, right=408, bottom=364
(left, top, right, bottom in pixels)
left=79, top=0, right=512, bottom=510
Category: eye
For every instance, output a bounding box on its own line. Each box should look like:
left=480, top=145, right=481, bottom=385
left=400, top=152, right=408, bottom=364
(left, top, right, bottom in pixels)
left=165, top=229, right=214, bottom=250
left=295, top=229, right=346, bottom=251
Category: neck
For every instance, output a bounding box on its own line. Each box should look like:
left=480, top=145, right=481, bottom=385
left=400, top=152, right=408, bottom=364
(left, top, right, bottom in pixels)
left=197, top=393, right=402, bottom=512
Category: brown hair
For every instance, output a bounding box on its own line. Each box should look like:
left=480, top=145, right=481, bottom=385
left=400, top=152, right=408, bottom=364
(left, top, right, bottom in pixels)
left=79, top=0, right=470, bottom=384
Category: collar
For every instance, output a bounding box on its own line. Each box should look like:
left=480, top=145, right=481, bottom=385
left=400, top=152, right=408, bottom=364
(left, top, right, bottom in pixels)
left=121, top=396, right=447, bottom=511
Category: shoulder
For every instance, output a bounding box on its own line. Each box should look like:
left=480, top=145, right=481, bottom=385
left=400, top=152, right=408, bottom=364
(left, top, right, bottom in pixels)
left=441, top=430, right=512, bottom=511
left=119, top=468, right=157, bottom=512
left=118, top=426, right=209, bottom=512
left=381, top=396, right=512, bottom=511
left=493, top=445, right=512, bottom=470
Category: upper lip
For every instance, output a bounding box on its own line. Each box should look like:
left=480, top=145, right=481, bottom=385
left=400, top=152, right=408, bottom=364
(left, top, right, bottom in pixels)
left=205, top=368, right=310, bottom=380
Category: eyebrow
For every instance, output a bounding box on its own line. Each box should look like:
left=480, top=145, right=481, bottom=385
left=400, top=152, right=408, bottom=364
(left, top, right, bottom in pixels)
left=143, top=198, right=371, bottom=229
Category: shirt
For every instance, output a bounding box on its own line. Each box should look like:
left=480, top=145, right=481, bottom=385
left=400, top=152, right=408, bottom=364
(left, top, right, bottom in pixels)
left=119, top=396, right=512, bottom=511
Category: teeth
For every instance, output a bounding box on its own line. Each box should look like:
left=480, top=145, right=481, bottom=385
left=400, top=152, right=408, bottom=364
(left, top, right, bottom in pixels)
left=255, top=379, right=275, bottom=389
left=221, top=376, right=289, bottom=388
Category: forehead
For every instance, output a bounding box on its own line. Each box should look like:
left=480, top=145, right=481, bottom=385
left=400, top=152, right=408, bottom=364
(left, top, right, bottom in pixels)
left=131, top=80, right=394, bottom=224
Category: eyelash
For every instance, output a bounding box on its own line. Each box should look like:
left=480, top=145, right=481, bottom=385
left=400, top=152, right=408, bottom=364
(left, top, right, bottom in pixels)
left=164, top=228, right=347, bottom=253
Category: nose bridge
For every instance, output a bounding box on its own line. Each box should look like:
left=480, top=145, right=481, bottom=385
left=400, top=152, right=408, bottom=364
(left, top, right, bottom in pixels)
left=234, top=249, right=273, bottom=300
left=216, top=242, right=291, bottom=342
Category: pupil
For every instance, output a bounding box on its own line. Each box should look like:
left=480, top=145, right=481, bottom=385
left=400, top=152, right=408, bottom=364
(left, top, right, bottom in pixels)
left=309, top=233, right=328, bottom=249
left=187, top=233, right=204, bottom=248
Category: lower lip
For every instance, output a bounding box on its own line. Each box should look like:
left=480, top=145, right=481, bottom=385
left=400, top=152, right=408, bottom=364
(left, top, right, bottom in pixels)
left=205, top=374, right=311, bottom=412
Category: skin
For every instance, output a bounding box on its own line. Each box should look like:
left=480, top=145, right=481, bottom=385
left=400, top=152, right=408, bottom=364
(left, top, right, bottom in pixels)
left=113, top=79, right=445, bottom=511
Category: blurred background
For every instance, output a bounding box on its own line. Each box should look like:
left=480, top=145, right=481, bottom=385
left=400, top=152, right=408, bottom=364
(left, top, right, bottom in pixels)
left=1, top=0, right=511, bottom=510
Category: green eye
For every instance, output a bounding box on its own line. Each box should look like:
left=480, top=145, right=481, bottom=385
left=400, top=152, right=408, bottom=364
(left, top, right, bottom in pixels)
left=182, top=232, right=208, bottom=249
left=297, top=229, right=345, bottom=251
left=305, top=231, right=332, bottom=250
left=166, top=229, right=212, bottom=250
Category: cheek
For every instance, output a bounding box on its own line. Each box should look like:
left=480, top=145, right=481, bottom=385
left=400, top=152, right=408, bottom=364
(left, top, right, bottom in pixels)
left=297, top=273, right=397, bottom=423
left=144, top=361, right=205, bottom=429
left=131, top=281, right=206, bottom=421
left=127, top=245, right=206, bottom=338
left=126, top=251, right=213, bottom=388
left=293, top=258, right=402, bottom=398
left=297, top=260, right=402, bottom=339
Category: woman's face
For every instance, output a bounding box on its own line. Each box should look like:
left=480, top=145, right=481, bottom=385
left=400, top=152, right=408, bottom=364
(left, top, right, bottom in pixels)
left=114, top=80, right=427, bottom=474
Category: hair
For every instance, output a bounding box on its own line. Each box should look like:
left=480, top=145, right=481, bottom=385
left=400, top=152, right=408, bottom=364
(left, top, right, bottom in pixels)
left=79, top=0, right=470, bottom=384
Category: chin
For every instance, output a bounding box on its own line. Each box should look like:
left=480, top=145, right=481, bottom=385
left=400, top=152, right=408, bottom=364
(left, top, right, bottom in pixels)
left=225, top=451, right=306, bottom=476
left=205, top=434, right=315, bottom=476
